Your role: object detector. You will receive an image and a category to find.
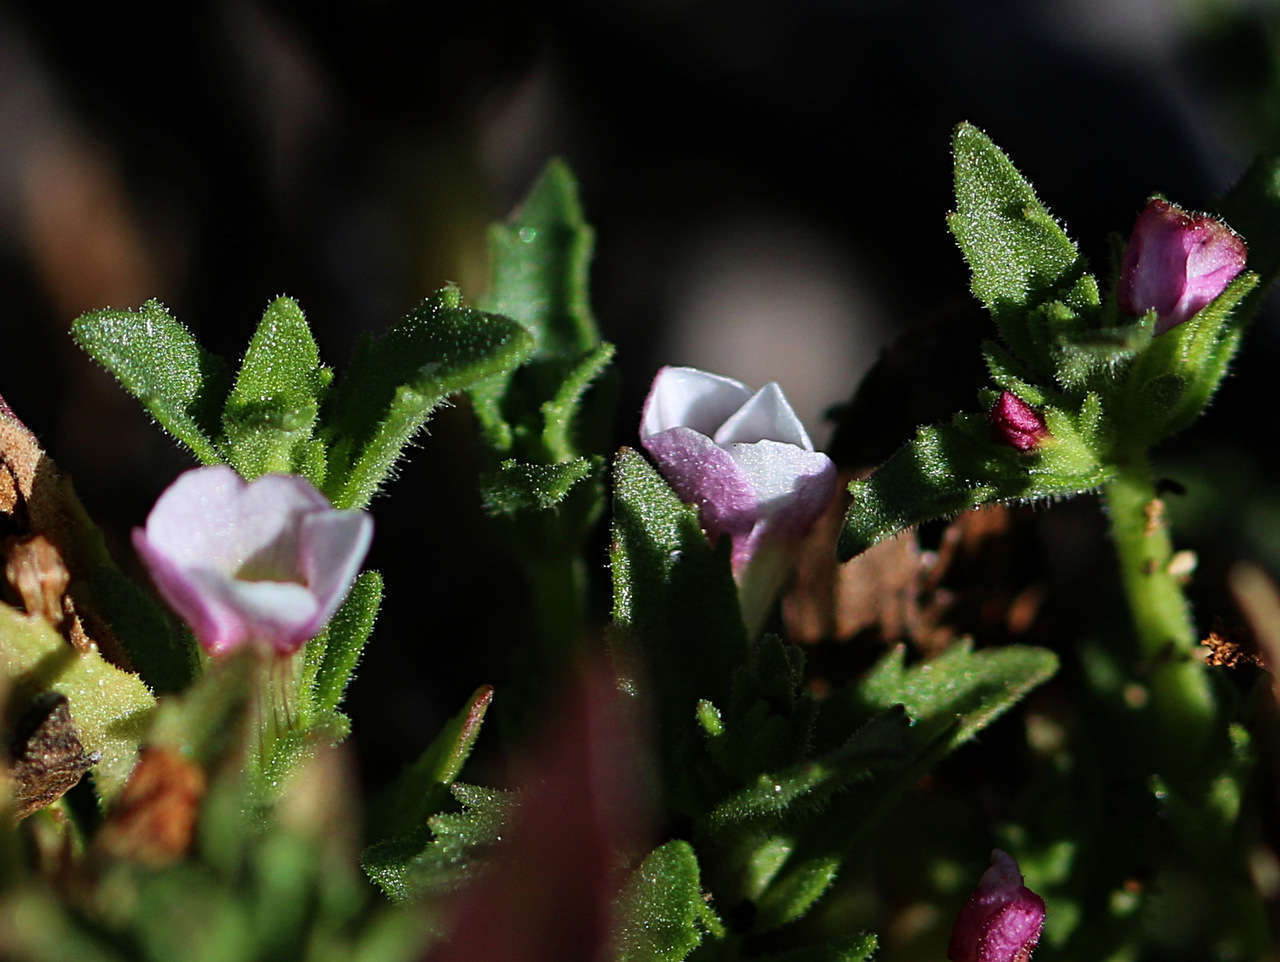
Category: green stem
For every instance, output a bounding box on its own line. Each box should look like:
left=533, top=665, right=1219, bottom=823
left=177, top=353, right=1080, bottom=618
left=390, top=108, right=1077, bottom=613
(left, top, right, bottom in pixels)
left=1102, top=452, right=1214, bottom=760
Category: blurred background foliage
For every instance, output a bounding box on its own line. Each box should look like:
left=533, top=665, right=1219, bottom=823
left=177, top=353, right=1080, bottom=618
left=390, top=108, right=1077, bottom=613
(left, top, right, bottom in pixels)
left=2, top=2, right=1280, bottom=955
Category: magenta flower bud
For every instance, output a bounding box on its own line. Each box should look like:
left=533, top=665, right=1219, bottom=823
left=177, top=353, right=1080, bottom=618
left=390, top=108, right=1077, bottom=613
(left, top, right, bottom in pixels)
left=990, top=391, right=1048, bottom=451
left=640, top=366, right=836, bottom=634
left=1118, top=198, right=1247, bottom=335
left=133, top=466, right=372, bottom=656
left=948, top=849, right=1046, bottom=962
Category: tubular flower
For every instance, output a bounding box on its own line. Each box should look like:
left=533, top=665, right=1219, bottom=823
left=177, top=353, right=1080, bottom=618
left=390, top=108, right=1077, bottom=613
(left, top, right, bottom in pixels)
left=133, top=465, right=372, bottom=656
left=948, top=849, right=1046, bottom=962
left=640, top=366, right=836, bottom=633
left=1118, top=198, right=1247, bottom=335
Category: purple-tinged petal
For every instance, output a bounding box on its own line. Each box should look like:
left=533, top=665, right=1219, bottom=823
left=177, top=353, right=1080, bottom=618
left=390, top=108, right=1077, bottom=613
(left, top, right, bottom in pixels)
left=640, top=366, right=751, bottom=439
left=1118, top=199, right=1247, bottom=336
left=133, top=528, right=253, bottom=654
left=713, top=382, right=813, bottom=449
left=299, top=510, right=374, bottom=631
left=989, top=392, right=1049, bottom=452
left=642, top=427, right=758, bottom=541
left=948, top=849, right=1046, bottom=962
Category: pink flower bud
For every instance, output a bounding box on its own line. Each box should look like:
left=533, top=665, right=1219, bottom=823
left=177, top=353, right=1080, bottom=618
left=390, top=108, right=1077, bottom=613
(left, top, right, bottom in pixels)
left=1118, top=198, right=1247, bottom=335
left=133, top=466, right=372, bottom=656
left=948, top=849, right=1046, bottom=962
left=990, top=391, right=1048, bottom=451
left=640, top=367, right=836, bottom=634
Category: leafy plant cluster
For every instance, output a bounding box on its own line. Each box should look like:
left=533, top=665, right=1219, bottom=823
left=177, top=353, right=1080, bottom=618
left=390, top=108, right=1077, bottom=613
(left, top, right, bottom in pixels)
left=0, top=129, right=1275, bottom=960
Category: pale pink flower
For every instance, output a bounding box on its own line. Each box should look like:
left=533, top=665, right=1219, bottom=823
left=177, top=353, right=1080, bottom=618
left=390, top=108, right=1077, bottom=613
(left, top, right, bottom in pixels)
left=133, top=466, right=372, bottom=655
left=640, top=366, right=836, bottom=633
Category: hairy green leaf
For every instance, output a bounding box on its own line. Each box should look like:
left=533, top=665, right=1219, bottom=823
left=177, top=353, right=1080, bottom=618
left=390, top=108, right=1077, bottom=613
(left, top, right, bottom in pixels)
left=375, top=685, right=494, bottom=838
left=362, top=783, right=515, bottom=902
left=321, top=287, right=534, bottom=509
left=612, top=840, right=724, bottom=962
left=304, top=570, right=382, bottom=719
left=610, top=449, right=746, bottom=781
left=480, top=456, right=600, bottom=515
left=748, top=933, right=879, bottom=962
left=838, top=411, right=1111, bottom=559
left=948, top=123, right=1093, bottom=370
left=223, top=296, right=331, bottom=480
left=72, top=299, right=229, bottom=463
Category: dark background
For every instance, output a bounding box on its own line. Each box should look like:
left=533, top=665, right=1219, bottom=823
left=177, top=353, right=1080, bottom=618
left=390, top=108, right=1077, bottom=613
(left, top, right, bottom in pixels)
left=1, top=1, right=1278, bottom=791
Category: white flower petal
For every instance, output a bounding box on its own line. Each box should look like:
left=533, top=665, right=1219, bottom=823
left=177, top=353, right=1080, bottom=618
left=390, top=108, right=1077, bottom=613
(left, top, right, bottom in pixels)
left=713, top=382, right=812, bottom=449
left=724, top=440, right=835, bottom=528
left=640, top=366, right=751, bottom=439
left=300, top=510, right=375, bottom=628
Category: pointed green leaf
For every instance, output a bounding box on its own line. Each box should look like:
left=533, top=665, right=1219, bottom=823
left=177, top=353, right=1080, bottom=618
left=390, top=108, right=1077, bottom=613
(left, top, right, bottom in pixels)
left=847, top=640, right=1059, bottom=752
left=749, top=933, right=879, bottom=962
left=480, top=456, right=601, bottom=515
left=362, top=782, right=515, bottom=902
left=72, top=299, right=229, bottom=463
left=483, top=158, right=599, bottom=361
left=0, top=600, right=155, bottom=801
left=753, top=853, right=842, bottom=932
left=541, top=341, right=616, bottom=462
left=305, top=570, right=382, bottom=718
left=948, top=123, right=1093, bottom=369
left=470, top=159, right=605, bottom=456
left=612, top=840, right=724, bottom=962
left=703, top=706, right=913, bottom=831
left=610, top=448, right=746, bottom=750
left=375, top=685, right=494, bottom=838
left=838, top=413, right=1111, bottom=559
left=222, top=296, right=331, bottom=479
left=321, top=287, right=535, bottom=509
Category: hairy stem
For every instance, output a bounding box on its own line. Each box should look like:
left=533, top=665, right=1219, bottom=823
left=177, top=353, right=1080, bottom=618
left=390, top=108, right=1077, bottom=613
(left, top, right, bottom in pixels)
left=1102, top=453, right=1214, bottom=760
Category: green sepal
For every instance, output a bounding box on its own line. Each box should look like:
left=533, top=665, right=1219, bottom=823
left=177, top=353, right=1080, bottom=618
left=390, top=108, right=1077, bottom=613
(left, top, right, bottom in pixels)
left=222, top=296, right=331, bottom=479
left=480, top=456, right=601, bottom=515
left=1120, top=271, right=1260, bottom=443
left=374, top=685, right=494, bottom=839
left=747, top=933, right=879, bottom=962
left=302, top=570, right=382, bottom=720
left=609, top=449, right=746, bottom=786
left=72, top=299, right=229, bottom=464
left=838, top=408, right=1111, bottom=559
left=948, top=123, right=1094, bottom=372
left=0, top=599, right=155, bottom=802
left=612, top=840, right=724, bottom=962
left=321, top=286, right=535, bottom=509
left=1050, top=312, right=1153, bottom=391
left=362, top=782, right=515, bottom=902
